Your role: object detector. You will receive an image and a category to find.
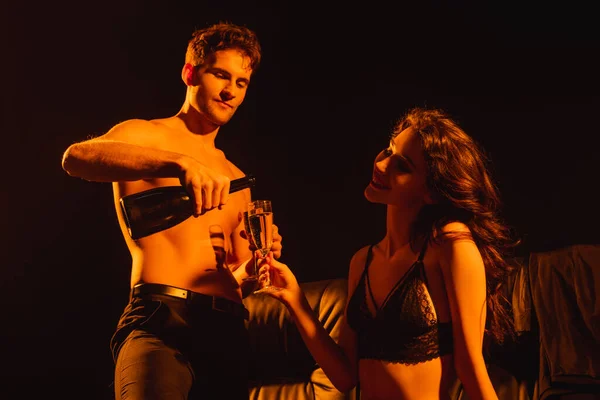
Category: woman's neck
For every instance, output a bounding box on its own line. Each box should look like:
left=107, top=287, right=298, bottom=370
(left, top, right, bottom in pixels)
left=383, top=205, right=418, bottom=257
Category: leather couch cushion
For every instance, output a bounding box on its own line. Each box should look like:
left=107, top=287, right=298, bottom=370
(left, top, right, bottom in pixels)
left=243, top=278, right=354, bottom=399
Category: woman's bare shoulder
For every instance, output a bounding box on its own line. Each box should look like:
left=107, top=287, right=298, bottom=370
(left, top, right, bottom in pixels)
left=431, top=221, right=473, bottom=245
left=347, top=245, right=372, bottom=289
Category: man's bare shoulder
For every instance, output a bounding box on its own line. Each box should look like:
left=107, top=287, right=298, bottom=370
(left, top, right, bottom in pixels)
left=109, top=118, right=164, bottom=130
left=99, top=118, right=176, bottom=147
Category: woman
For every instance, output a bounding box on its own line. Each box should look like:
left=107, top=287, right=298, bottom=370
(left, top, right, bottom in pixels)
left=259, top=107, right=519, bottom=400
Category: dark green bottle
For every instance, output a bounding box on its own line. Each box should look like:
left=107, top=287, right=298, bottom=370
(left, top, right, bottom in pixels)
left=119, top=174, right=256, bottom=240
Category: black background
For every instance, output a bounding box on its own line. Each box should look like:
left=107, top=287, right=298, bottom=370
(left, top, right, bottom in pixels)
left=2, top=1, right=599, bottom=398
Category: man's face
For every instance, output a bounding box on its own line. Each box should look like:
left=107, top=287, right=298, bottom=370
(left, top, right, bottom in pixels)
left=191, top=49, right=253, bottom=126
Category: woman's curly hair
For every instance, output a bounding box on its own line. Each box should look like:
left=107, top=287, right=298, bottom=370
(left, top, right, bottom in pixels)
left=396, top=107, right=520, bottom=346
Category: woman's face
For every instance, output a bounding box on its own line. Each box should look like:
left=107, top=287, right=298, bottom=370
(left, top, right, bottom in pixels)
left=364, top=126, right=432, bottom=209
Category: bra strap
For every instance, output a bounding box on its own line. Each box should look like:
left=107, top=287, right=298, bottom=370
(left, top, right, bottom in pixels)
left=417, top=238, right=428, bottom=262
left=364, top=245, right=378, bottom=312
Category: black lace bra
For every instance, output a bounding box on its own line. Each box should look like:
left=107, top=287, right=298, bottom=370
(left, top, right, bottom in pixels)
left=346, top=243, right=453, bottom=364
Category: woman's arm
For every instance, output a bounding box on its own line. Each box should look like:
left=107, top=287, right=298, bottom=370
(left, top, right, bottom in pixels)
left=438, top=222, right=498, bottom=400
left=259, top=252, right=358, bottom=392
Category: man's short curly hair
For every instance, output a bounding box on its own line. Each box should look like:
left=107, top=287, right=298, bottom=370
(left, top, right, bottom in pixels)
left=185, top=22, right=262, bottom=73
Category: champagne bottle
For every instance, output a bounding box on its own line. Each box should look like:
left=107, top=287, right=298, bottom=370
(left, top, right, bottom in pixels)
left=119, top=174, right=256, bottom=240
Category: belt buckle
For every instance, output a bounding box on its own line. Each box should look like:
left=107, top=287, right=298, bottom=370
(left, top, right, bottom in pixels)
left=163, top=285, right=188, bottom=300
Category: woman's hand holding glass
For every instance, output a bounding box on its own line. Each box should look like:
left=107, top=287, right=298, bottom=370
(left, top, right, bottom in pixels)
left=256, top=252, right=303, bottom=305
left=241, top=199, right=284, bottom=293
left=239, top=224, right=282, bottom=296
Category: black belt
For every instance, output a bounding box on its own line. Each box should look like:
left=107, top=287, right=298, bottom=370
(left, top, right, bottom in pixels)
left=132, top=283, right=249, bottom=320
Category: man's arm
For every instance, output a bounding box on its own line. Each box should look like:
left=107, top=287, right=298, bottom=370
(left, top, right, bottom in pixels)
left=61, top=119, right=231, bottom=214
left=62, top=139, right=187, bottom=182
left=61, top=119, right=187, bottom=182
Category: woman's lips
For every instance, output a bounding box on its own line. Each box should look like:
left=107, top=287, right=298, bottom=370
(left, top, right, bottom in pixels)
left=370, top=174, right=389, bottom=189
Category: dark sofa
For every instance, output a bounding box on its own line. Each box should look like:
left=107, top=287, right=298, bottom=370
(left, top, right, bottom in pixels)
left=243, top=278, right=357, bottom=400
left=524, top=244, right=600, bottom=399
left=242, top=244, right=600, bottom=399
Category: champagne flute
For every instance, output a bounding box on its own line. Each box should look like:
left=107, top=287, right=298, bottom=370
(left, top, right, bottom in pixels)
left=244, top=199, right=275, bottom=293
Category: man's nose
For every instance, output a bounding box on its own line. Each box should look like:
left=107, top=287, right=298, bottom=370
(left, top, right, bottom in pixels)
left=221, top=83, right=235, bottom=100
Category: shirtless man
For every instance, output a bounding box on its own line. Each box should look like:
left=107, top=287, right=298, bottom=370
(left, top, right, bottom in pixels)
left=61, top=22, right=282, bottom=399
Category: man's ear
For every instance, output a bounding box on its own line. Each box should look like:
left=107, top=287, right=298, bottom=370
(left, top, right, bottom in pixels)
left=182, top=63, right=196, bottom=86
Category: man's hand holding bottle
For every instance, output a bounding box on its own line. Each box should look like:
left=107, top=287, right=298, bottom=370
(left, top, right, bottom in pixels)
left=177, top=157, right=233, bottom=216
